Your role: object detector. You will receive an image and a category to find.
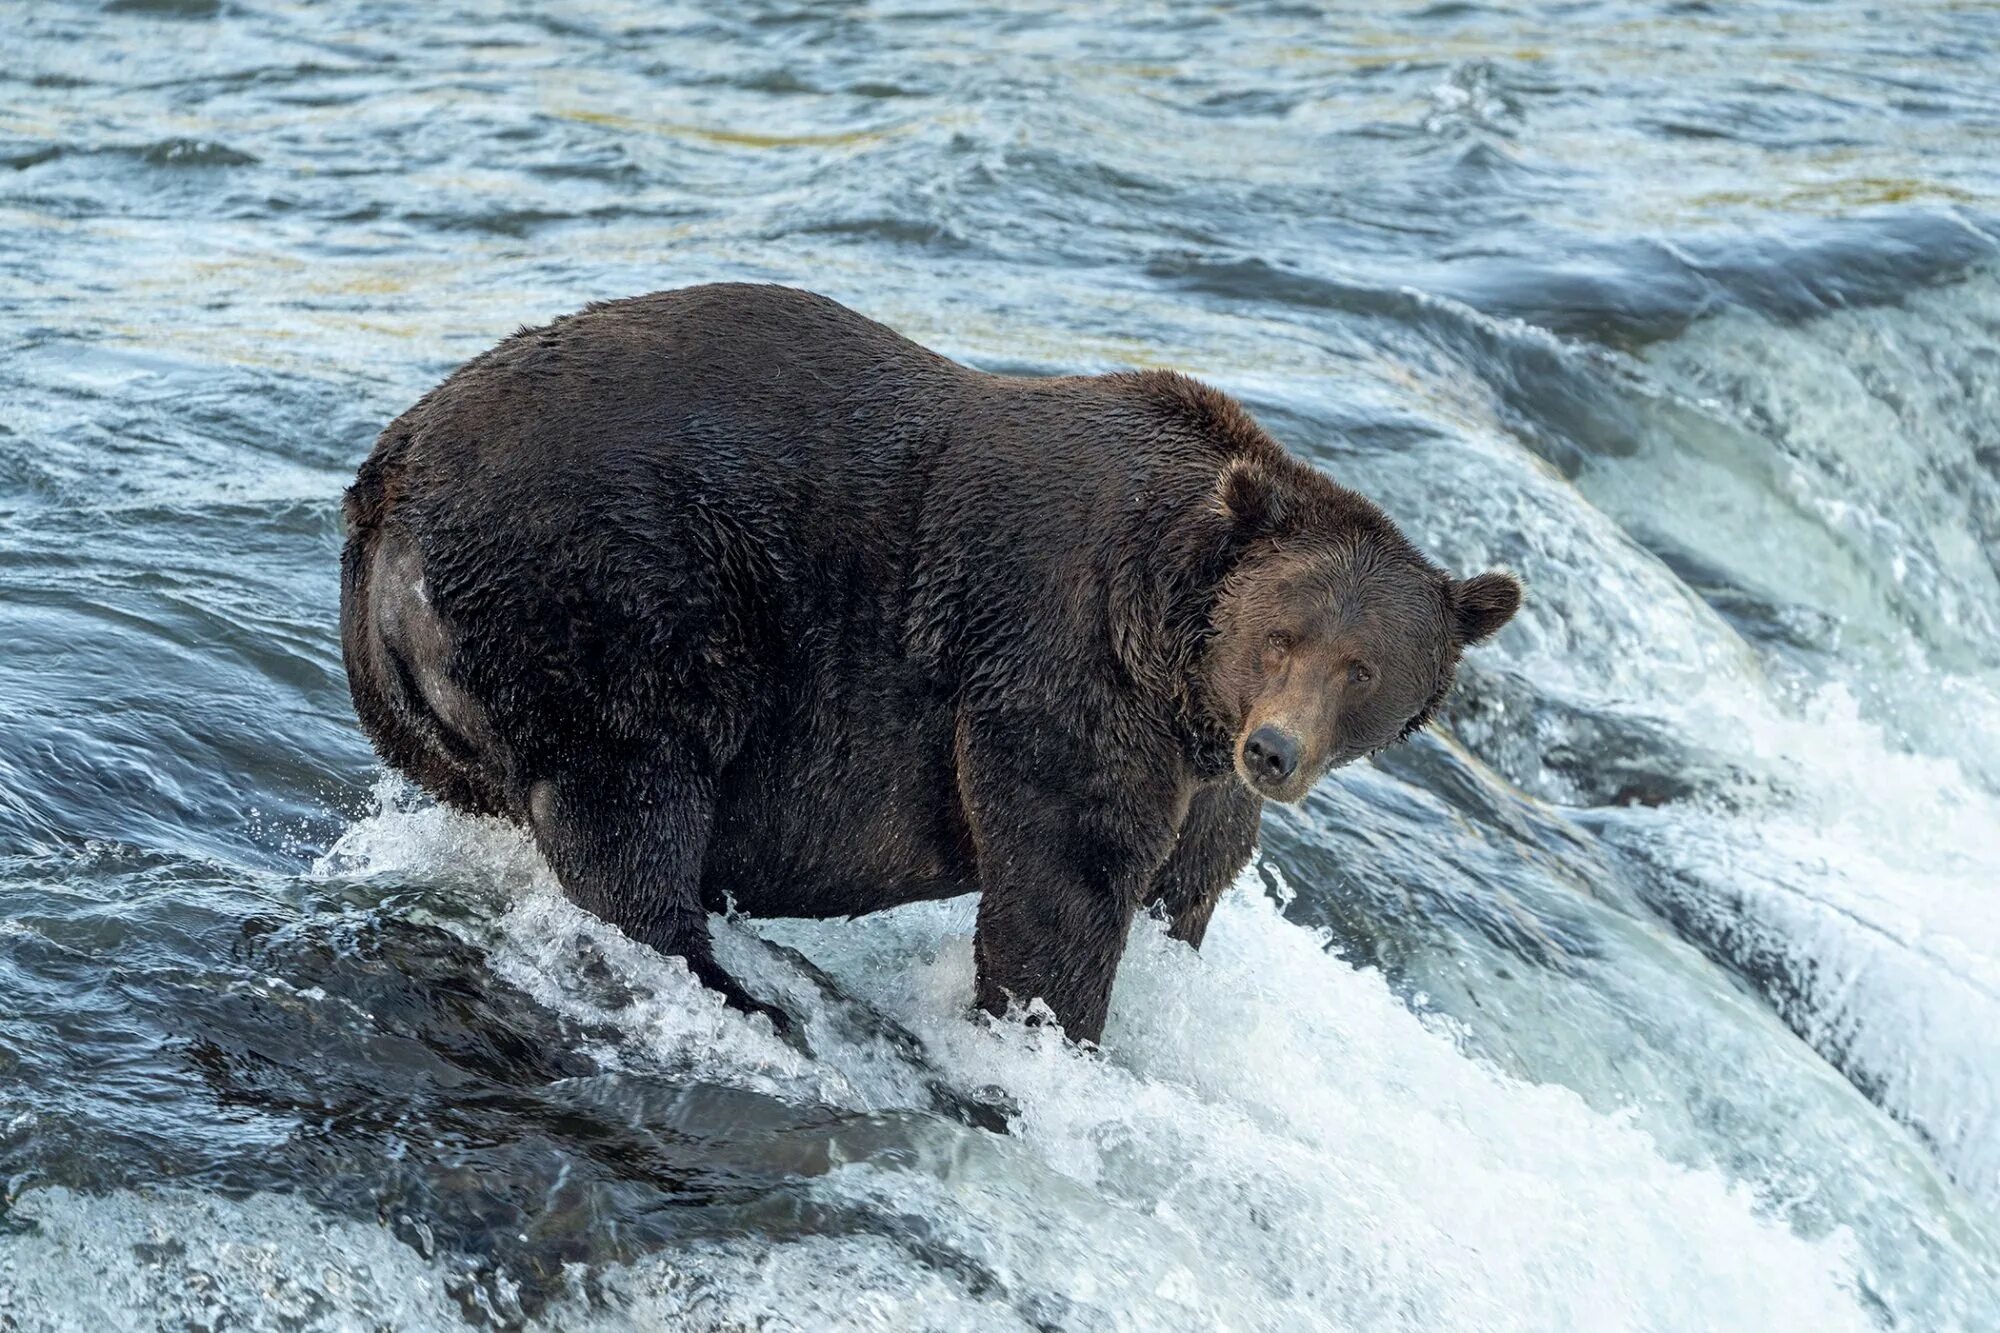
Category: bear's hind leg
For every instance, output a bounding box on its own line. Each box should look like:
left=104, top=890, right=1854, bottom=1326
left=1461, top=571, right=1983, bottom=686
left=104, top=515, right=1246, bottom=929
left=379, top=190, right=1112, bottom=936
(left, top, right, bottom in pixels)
left=527, top=746, right=789, bottom=1032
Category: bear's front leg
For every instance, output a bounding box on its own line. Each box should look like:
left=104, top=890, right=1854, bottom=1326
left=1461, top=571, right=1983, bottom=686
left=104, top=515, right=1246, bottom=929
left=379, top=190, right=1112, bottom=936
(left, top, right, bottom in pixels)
left=957, top=711, right=1183, bottom=1045
left=527, top=742, right=790, bottom=1032
left=1144, top=781, right=1263, bottom=949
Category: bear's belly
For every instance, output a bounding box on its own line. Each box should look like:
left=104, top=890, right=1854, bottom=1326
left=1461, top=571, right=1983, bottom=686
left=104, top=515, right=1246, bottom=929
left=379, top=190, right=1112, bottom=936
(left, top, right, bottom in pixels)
left=699, top=688, right=978, bottom=920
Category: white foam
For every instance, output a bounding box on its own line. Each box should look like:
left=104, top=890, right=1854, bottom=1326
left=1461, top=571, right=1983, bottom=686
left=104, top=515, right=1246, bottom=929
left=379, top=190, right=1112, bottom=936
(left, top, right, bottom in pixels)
left=0, top=1187, right=464, bottom=1332
left=1308, top=272, right=2000, bottom=1215
left=293, top=803, right=1874, bottom=1331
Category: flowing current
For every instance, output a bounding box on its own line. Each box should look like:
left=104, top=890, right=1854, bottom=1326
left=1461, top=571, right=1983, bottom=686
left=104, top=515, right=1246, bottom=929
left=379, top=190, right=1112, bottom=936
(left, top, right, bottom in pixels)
left=3, top=2, right=1999, bottom=1328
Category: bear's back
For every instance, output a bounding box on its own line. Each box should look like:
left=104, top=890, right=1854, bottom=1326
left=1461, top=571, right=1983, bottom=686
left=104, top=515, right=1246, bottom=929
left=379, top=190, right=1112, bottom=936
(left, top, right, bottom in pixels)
left=390, top=284, right=964, bottom=501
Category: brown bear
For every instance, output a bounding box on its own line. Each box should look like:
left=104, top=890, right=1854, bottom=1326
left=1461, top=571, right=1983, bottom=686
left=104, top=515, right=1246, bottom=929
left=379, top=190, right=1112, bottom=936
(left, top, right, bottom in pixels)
left=339, top=284, right=1520, bottom=1042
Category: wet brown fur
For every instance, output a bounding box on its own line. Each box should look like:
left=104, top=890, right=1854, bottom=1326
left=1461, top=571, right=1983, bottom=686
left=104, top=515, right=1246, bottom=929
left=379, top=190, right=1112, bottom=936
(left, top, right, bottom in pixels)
left=339, top=283, right=1520, bottom=1041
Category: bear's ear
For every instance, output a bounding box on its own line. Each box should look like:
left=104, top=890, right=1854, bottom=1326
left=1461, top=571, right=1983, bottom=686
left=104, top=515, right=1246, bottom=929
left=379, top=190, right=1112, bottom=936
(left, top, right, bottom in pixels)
left=1452, top=570, right=1522, bottom=645
left=1212, top=456, right=1292, bottom=540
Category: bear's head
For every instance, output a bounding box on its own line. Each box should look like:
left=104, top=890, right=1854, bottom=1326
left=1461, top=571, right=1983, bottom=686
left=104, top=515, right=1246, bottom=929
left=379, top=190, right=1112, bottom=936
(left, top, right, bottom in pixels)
left=1202, top=454, right=1521, bottom=803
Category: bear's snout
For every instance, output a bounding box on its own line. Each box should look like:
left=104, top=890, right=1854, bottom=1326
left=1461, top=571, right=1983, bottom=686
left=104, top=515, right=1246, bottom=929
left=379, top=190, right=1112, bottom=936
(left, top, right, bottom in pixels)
left=1242, top=725, right=1302, bottom=791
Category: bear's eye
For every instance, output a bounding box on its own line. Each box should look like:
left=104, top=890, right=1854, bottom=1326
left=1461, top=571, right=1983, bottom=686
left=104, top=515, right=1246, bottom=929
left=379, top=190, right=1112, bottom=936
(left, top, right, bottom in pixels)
left=1265, top=630, right=1292, bottom=654
left=1349, top=662, right=1375, bottom=686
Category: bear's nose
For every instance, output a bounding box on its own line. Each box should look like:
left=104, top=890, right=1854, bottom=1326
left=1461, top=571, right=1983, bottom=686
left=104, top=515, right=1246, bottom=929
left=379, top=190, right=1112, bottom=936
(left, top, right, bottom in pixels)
left=1244, top=726, right=1300, bottom=785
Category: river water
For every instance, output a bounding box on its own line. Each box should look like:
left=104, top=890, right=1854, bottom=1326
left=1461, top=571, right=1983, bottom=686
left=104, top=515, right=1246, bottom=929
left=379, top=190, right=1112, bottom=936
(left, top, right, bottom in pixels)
left=3, top=2, right=1999, bottom=1329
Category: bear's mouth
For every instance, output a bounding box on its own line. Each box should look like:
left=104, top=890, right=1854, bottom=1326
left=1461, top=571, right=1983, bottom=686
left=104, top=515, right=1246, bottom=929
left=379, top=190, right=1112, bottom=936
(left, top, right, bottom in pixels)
left=1234, top=749, right=1317, bottom=803
left=1235, top=736, right=1355, bottom=802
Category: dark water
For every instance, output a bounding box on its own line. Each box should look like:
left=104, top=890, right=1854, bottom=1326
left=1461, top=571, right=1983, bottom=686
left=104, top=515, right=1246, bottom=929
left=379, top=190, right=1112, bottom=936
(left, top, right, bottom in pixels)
left=4, top=2, right=2000, bottom=1328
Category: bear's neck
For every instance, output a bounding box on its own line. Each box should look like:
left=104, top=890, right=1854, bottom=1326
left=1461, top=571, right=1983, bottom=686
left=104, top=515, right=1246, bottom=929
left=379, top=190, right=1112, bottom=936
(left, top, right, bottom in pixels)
left=1103, top=479, right=1242, bottom=776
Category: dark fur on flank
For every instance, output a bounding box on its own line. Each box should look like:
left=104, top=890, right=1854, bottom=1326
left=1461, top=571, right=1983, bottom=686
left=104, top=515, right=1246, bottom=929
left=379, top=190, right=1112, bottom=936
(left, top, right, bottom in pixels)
left=340, top=284, right=1520, bottom=1042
